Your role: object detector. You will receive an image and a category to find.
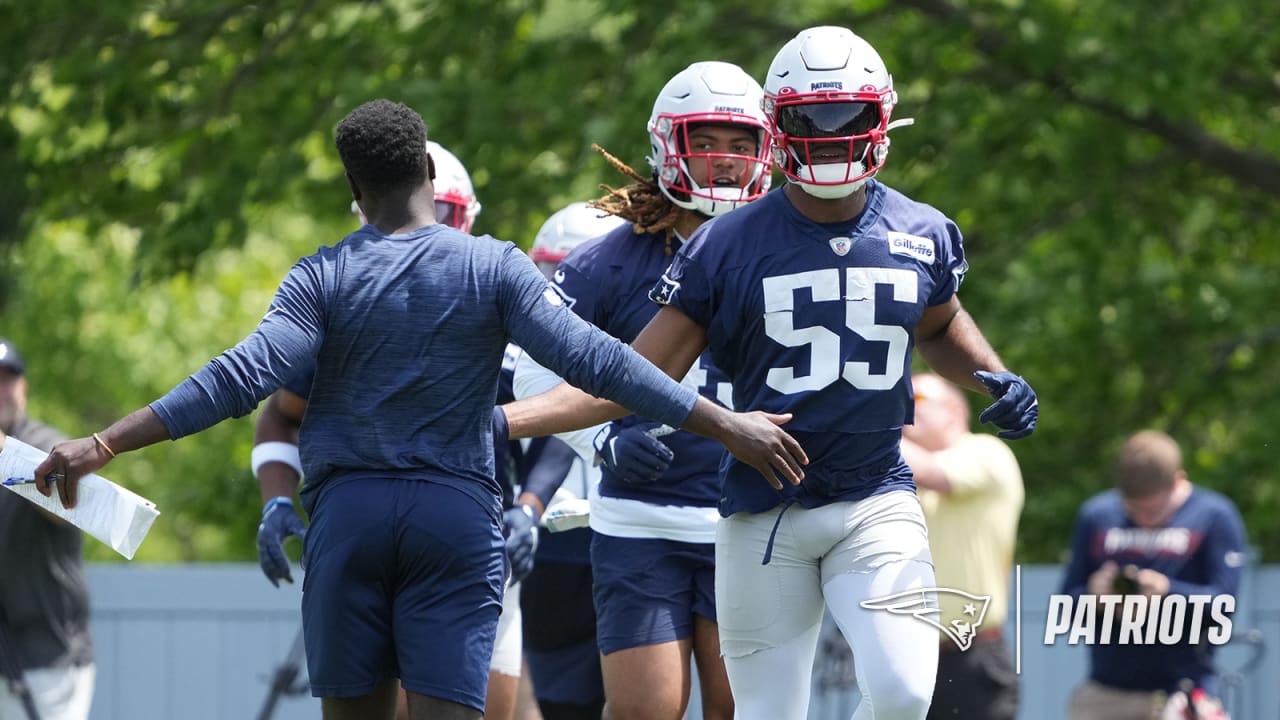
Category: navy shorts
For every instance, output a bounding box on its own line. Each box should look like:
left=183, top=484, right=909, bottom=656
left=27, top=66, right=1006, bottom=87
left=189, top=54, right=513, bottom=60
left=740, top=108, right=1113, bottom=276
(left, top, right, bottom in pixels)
left=301, top=477, right=505, bottom=710
left=590, top=533, right=716, bottom=655
left=521, top=561, right=603, bottom=704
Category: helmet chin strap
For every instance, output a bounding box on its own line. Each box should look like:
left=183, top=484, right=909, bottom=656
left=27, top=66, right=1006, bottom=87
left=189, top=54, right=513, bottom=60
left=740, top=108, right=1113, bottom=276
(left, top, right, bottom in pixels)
left=666, top=166, right=759, bottom=217
left=787, top=117, right=914, bottom=200
left=793, top=162, right=870, bottom=199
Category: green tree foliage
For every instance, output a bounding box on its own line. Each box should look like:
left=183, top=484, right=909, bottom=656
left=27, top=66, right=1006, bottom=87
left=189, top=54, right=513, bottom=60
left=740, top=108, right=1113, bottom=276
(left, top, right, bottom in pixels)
left=2, top=0, right=1276, bottom=562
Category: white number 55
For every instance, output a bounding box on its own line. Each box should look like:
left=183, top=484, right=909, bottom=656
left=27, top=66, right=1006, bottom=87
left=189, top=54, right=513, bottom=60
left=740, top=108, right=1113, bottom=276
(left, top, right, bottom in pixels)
left=762, top=268, right=917, bottom=394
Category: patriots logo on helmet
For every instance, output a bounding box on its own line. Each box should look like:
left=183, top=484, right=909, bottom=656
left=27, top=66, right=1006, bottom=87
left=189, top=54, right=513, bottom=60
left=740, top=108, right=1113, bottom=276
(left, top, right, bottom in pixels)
left=829, top=236, right=852, bottom=256
left=860, top=588, right=992, bottom=652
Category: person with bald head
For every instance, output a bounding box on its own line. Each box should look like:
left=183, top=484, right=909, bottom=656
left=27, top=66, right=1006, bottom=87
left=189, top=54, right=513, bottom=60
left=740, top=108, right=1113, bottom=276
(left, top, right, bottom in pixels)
left=1060, top=430, right=1246, bottom=719
left=900, top=372, right=1024, bottom=720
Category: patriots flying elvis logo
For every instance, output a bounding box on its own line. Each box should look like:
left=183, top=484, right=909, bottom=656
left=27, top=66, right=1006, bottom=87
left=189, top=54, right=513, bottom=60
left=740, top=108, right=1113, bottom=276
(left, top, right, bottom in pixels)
left=860, top=588, right=992, bottom=651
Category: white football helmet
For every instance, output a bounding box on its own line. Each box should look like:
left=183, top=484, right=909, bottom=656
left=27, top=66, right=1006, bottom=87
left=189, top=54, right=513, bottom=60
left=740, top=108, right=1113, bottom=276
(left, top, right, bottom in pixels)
left=763, top=26, right=913, bottom=199
left=348, top=140, right=482, bottom=231
left=530, top=202, right=628, bottom=278
left=428, top=141, right=482, bottom=232
left=647, top=61, right=772, bottom=217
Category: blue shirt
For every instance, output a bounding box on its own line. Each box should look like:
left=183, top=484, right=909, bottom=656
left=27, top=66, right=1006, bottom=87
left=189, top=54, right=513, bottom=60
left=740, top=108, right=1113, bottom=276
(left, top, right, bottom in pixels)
left=278, top=344, right=533, bottom=509
left=151, top=224, right=697, bottom=518
left=1059, top=487, right=1247, bottom=695
left=554, top=226, right=730, bottom=508
left=650, top=182, right=967, bottom=515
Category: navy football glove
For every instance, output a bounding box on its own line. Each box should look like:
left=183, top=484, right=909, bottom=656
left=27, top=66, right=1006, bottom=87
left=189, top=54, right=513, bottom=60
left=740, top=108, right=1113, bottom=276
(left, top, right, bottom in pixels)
left=504, top=504, right=539, bottom=585
left=975, top=370, right=1039, bottom=440
left=593, top=422, right=676, bottom=485
left=257, top=496, right=307, bottom=587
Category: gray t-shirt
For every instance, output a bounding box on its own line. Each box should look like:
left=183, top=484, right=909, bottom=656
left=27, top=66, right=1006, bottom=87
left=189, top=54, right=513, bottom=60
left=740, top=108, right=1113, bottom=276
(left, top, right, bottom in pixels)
left=0, top=416, right=93, bottom=670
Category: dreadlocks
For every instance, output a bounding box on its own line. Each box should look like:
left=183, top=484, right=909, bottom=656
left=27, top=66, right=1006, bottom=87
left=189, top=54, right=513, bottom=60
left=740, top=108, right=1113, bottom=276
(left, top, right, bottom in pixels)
left=588, top=144, right=684, bottom=252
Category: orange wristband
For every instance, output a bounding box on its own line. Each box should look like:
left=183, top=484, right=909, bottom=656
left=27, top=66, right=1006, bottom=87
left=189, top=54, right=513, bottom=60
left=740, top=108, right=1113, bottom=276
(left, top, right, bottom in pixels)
left=93, top=432, right=117, bottom=458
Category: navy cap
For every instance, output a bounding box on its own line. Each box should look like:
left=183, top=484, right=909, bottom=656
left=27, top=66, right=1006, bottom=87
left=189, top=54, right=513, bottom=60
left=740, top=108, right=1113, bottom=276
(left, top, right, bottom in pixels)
left=0, top=338, right=25, bottom=375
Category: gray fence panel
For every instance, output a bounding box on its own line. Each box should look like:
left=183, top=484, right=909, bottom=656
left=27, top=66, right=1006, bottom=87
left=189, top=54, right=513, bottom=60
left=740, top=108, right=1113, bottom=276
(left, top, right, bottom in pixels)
left=82, top=564, right=1278, bottom=720
left=86, top=564, right=317, bottom=720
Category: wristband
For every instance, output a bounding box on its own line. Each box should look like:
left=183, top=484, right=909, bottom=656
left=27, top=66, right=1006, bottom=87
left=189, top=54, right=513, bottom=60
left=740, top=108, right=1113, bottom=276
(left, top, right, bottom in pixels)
left=263, top=496, right=294, bottom=516
left=251, top=441, right=303, bottom=480
left=93, top=432, right=117, bottom=458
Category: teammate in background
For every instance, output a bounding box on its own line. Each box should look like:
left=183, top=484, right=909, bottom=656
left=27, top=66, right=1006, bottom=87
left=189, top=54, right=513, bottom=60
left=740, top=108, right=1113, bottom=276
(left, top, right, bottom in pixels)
left=499, top=27, right=1039, bottom=720
left=252, top=138, right=529, bottom=720
left=32, top=100, right=803, bottom=720
left=900, top=373, right=1023, bottom=720
left=0, top=339, right=95, bottom=720
left=512, top=61, right=772, bottom=720
left=513, top=203, right=628, bottom=720
left=1060, top=430, right=1245, bottom=720
left=348, top=140, right=481, bottom=231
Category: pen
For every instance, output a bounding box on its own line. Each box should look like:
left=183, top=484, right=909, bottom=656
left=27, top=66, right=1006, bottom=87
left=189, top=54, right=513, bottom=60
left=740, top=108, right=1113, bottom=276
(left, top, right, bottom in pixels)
left=3, top=476, right=49, bottom=486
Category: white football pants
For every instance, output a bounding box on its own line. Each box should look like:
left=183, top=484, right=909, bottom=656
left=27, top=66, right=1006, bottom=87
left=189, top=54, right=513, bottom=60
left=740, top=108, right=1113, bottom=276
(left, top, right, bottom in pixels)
left=715, top=490, right=938, bottom=720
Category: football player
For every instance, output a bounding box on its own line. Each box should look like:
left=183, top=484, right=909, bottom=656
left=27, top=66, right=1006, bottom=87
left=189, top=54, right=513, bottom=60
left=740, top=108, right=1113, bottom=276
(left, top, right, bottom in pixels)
left=499, top=28, right=1038, bottom=720
left=511, top=61, right=771, bottom=720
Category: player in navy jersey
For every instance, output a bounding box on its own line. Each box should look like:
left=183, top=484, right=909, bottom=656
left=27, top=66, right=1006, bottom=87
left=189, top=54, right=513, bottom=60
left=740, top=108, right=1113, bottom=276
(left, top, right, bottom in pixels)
left=250, top=141, right=530, bottom=720
left=500, top=28, right=1039, bottom=720
left=511, top=202, right=628, bottom=720
left=511, top=61, right=772, bottom=720
left=32, top=100, right=805, bottom=720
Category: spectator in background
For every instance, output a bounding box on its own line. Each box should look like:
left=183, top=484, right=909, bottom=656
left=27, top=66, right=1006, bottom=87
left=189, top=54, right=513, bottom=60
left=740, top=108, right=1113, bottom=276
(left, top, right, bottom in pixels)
left=900, top=372, right=1023, bottom=720
left=0, top=338, right=95, bottom=720
left=1060, top=430, right=1246, bottom=720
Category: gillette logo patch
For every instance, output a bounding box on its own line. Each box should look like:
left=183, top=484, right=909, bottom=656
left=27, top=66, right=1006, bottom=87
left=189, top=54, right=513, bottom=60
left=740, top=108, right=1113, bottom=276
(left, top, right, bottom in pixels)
left=887, top=232, right=935, bottom=264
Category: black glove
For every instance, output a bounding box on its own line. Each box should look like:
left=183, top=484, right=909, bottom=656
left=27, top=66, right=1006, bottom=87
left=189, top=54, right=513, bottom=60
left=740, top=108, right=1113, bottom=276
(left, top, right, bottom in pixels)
left=593, top=422, right=676, bottom=485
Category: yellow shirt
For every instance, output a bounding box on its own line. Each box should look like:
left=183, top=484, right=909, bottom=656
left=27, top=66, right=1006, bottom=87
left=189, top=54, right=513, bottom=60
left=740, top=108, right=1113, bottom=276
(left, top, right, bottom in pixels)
left=918, top=433, right=1024, bottom=630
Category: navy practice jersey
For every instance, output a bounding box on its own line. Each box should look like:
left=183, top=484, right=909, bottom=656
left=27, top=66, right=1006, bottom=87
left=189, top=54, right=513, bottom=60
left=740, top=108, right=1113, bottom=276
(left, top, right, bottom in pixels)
left=151, top=224, right=697, bottom=519
left=555, top=226, right=732, bottom=508
left=651, top=182, right=967, bottom=515
left=1059, top=487, right=1246, bottom=695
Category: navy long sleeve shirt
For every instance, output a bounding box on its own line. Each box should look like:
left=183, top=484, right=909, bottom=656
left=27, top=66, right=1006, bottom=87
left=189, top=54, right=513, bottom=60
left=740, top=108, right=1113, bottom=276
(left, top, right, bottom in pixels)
left=151, top=224, right=696, bottom=517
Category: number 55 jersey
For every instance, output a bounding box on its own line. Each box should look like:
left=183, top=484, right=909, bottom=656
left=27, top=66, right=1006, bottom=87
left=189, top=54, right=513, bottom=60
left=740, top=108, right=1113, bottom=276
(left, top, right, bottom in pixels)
left=650, top=181, right=969, bottom=516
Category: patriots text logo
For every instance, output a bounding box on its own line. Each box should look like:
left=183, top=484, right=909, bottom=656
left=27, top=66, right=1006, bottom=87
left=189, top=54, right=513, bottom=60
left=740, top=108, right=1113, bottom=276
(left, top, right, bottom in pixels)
left=860, top=588, right=992, bottom=651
